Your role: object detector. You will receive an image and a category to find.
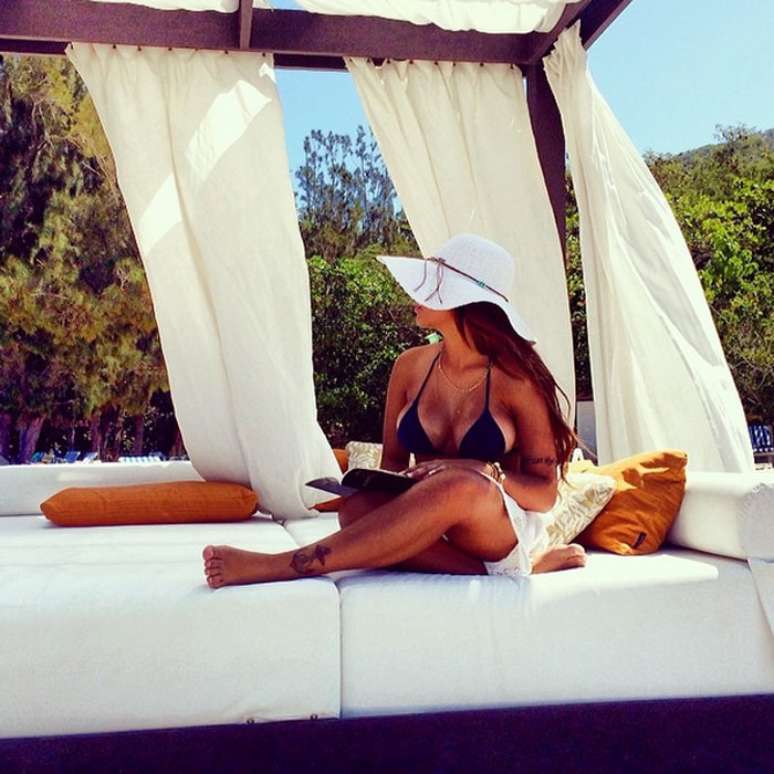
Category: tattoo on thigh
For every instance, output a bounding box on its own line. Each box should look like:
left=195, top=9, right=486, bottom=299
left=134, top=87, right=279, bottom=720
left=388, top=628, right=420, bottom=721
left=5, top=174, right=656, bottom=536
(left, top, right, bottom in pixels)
left=522, top=456, right=559, bottom=466
left=290, top=544, right=332, bottom=575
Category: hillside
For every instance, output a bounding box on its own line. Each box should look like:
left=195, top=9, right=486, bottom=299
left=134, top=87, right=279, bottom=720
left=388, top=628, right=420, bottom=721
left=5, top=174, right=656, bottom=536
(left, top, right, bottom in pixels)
left=673, top=127, right=774, bottom=163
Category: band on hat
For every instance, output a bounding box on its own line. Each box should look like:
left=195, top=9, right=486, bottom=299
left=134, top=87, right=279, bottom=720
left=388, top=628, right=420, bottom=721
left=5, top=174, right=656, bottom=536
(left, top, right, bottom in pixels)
left=412, top=256, right=510, bottom=305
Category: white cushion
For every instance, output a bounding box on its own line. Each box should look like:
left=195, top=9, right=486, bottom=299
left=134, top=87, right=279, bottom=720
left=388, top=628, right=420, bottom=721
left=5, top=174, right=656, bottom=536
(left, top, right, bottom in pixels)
left=337, top=549, right=774, bottom=717
left=0, top=515, right=340, bottom=738
left=283, top=512, right=341, bottom=545
left=344, top=441, right=383, bottom=471
left=667, top=471, right=774, bottom=560
left=0, top=461, right=202, bottom=516
left=546, top=471, right=616, bottom=547
left=344, top=440, right=416, bottom=471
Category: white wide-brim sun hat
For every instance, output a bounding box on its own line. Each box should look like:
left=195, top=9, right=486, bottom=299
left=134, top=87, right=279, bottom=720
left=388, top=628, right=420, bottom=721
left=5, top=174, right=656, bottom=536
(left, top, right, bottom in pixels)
left=377, top=232, right=536, bottom=344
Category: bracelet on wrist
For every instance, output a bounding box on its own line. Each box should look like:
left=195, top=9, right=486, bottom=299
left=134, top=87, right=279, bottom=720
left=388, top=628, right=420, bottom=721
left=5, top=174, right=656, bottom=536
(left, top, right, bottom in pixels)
left=487, top=461, right=506, bottom=485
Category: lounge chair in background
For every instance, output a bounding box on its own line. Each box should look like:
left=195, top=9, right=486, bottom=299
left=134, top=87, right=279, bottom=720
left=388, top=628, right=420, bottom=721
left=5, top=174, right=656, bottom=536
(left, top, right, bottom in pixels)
left=118, top=452, right=166, bottom=463
left=749, top=423, right=774, bottom=467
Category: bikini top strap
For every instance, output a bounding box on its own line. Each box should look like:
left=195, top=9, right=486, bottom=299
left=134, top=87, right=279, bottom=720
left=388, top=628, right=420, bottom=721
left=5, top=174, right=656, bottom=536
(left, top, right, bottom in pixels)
left=415, top=351, right=441, bottom=402
left=484, top=360, right=493, bottom=408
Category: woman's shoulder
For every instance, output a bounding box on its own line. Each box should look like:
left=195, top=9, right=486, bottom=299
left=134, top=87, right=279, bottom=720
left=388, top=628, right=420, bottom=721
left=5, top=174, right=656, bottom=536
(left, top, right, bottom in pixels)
left=390, top=342, right=439, bottom=385
left=398, top=341, right=439, bottom=358
left=394, top=342, right=440, bottom=369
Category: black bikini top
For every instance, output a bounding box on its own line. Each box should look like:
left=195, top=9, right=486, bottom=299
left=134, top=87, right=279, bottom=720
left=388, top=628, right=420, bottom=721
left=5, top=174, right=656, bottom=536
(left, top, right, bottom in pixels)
left=397, top=351, right=507, bottom=460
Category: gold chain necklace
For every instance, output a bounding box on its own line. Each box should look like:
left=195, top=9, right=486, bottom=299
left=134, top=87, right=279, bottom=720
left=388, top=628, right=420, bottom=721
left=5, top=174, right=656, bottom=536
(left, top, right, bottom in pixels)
left=437, top=345, right=490, bottom=393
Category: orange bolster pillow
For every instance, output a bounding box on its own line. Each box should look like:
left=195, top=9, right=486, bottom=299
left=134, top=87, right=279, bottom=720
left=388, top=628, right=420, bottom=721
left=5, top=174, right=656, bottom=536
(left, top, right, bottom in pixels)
left=40, top=481, right=259, bottom=527
left=572, top=449, right=688, bottom=555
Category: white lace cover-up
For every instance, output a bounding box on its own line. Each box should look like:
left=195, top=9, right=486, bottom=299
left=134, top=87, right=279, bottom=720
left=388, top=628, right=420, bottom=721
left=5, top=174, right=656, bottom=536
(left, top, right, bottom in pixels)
left=482, top=480, right=553, bottom=578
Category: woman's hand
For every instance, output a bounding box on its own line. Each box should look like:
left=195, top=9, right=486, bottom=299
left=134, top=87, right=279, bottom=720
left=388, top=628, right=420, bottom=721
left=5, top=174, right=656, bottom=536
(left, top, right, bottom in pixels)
left=401, top=458, right=491, bottom=481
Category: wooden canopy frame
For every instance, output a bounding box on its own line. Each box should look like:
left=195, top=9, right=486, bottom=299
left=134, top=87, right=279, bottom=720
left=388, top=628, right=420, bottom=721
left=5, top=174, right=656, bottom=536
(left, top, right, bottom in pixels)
left=0, top=0, right=633, bottom=256
left=6, top=6, right=772, bottom=767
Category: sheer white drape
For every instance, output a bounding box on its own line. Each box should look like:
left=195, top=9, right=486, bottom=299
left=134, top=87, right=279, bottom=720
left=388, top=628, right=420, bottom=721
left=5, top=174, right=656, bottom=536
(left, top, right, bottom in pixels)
left=348, top=57, right=575, bottom=417
left=86, top=0, right=262, bottom=10
left=298, top=0, right=583, bottom=33
left=544, top=24, right=753, bottom=472
left=67, top=43, right=340, bottom=517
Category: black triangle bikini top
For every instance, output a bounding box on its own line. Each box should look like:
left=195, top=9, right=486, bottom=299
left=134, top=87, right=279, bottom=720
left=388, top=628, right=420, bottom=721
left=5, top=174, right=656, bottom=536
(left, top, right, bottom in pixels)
left=397, top=351, right=508, bottom=460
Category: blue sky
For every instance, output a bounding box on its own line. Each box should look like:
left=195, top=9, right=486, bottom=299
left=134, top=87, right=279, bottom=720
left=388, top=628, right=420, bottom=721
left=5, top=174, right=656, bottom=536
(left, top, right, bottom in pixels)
left=273, top=0, right=774, bottom=178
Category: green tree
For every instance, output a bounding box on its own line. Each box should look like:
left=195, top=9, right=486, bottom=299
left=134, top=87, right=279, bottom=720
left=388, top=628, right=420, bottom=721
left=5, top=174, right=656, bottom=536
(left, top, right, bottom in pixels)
left=308, top=250, right=424, bottom=445
left=295, top=125, right=417, bottom=261
left=644, top=124, right=774, bottom=422
left=0, top=55, right=171, bottom=461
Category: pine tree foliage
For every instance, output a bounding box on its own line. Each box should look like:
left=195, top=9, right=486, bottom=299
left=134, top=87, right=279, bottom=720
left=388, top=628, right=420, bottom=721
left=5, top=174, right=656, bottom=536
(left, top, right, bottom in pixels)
left=0, top=56, right=168, bottom=462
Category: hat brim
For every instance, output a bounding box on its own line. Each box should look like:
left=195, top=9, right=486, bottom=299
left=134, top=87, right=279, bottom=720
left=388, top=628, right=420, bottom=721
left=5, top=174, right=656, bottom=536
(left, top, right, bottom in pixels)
left=377, top=255, right=536, bottom=344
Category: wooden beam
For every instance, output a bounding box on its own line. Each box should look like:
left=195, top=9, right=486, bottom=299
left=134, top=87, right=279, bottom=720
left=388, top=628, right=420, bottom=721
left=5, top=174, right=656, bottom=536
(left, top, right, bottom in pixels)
left=579, top=0, right=635, bottom=48
left=274, top=54, right=347, bottom=72
left=0, top=0, right=574, bottom=67
left=0, top=0, right=233, bottom=51
left=0, top=38, right=350, bottom=71
left=247, top=10, right=539, bottom=64
left=238, top=0, right=253, bottom=51
left=525, top=63, right=567, bottom=261
left=0, top=38, right=351, bottom=70
left=525, top=0, right=594, bottom=64
left=0, top=0, right=633, bottom=68
left=0, top=37, right=66, bottom=57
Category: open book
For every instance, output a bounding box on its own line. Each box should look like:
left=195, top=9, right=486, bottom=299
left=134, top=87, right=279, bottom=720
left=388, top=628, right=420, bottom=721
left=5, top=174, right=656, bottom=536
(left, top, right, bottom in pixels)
left=306, top=467, right=417, bottom=498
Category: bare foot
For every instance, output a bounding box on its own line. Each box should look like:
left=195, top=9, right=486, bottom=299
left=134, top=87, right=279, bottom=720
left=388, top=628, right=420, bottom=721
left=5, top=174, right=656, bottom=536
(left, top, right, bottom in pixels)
left=531, top=543, right=587, bottom=574
left=202, top=544, right=277, bottom=589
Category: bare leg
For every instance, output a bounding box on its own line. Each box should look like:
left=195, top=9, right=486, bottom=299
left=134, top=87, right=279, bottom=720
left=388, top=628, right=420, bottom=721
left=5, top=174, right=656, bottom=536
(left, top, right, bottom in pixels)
left=337, top=491, right=585, bottom=575
left=203, top=469, right=503, bottom=588
left=338, top=491, right=486, bottom=575
left=532, top=544, right=586, bottom=573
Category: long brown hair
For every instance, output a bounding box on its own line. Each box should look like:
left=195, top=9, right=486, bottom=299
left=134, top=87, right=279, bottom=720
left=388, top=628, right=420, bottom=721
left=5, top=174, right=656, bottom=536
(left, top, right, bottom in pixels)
left=453, top=302, right=578, bottom=477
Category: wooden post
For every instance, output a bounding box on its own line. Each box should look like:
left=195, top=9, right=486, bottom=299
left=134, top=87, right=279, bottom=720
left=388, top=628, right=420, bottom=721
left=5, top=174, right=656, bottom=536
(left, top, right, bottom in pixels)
left=238, top=0, right=253, bottom=50
left=525, top=63, right=566, bottom=262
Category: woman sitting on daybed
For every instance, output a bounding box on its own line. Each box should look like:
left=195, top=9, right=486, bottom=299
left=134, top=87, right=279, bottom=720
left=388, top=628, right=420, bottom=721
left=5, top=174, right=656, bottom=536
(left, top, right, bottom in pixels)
left=203, top=233, right=586, bottom=588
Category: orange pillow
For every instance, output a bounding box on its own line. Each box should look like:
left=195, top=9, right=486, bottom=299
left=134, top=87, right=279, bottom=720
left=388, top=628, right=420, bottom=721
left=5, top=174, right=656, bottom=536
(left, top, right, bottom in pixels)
left=333, top=448, right=349, bottom=473
left=314, top=496, right=346, bottom=513
left=311, top=449, right=349, bottom=512
left=572, top=450, right=688, bottom=554
left=40, top=481, right=259, bottom=527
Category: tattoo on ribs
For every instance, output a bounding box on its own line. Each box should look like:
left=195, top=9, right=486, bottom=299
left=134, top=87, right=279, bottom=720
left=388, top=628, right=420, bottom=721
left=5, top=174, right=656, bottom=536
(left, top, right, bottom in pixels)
left=290, top=544, right=332, bottom=575
left=522, top=456, right=559, bottom=466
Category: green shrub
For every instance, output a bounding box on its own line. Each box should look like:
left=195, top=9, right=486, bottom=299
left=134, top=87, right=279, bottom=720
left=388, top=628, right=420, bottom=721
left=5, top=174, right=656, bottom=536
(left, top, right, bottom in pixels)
left=309, top=251, right=424, bottom=445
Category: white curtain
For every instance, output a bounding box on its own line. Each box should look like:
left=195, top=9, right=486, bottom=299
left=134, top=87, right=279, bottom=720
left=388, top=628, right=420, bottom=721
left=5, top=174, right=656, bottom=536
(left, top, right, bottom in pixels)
left=86, top=0, right=262, bottom=10
left=348, top=57, right=575, bottom=418
left=298, top=0, right=583, bottom=34
left=544, top=24, right=754, bottom=472
left=67, top=43, right=340, bottom=518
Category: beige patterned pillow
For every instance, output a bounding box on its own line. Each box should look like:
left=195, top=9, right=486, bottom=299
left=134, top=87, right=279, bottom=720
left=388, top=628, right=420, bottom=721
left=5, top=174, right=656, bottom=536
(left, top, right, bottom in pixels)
left=545, top=471, right=617, bottom=548
left=345, top=441, right=383, bottom=470
left=344, top=441, right=417, bottom=471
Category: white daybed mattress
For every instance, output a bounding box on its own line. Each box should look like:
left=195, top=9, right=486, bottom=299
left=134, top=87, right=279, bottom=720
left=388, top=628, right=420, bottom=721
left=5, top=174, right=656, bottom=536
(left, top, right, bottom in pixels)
left=285, top=513, right=774, bottom=715
left=0, top=515, right=340, bottom=739
left=284, top=513, right=341, bottom=545
left=336, top=549, right=774, bottom=716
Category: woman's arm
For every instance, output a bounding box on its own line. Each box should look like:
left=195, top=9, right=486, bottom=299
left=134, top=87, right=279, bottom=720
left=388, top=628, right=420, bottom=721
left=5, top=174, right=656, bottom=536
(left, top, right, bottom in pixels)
left=500, top=379, right=559, bottom=512
left=379, top=351, right=412, bottom=472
